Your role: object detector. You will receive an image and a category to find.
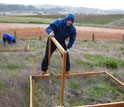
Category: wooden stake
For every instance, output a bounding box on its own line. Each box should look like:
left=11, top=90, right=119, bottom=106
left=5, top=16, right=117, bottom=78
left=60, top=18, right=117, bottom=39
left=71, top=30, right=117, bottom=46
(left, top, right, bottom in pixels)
left=32, top=79, right=34, bottom=107
left=26, top=44, right=30, bottom=51
left=60, top=52, right=67, bottom=107
left=48, top=37, right=51, bottom=73
left=30, top=76, right=33, bottom=107
left=39, top=27, right=42, bottom=40
left=14, top=30, right=17, bottom=39
left=123, top=34, right=124, bottom=41
left=92, top=33, right=95, bottom=41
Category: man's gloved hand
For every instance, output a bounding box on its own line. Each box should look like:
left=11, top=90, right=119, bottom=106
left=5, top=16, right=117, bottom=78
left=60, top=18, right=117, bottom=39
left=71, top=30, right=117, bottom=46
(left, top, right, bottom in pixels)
left=67, top=48, right=70, bottom=53
left=49, top=31, right=54, bottom=37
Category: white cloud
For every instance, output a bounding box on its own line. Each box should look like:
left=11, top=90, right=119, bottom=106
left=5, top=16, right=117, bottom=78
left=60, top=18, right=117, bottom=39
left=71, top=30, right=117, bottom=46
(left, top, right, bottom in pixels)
left=0, top=0, right=124, bottom=10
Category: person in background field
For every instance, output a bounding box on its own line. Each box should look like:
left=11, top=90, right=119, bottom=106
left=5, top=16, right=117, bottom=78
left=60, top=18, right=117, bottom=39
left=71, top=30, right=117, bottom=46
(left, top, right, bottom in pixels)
left=2, top=33, right=16, bottom=44
left=41, top=14, right=76, bottom=75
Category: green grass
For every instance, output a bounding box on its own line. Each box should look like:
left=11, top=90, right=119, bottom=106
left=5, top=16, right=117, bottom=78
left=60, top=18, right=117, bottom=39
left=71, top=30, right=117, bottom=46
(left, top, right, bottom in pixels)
left=85, top=83, right=119, bottom=97
left=85, top=55, right=124, bottom=69
left=120, top=47, right=124, bottom=51
left=106, top=58, right=120, bottom=69
left=86, top=87, right=104, bottom=97
left=0, top=16, right=54, bottom=24
left=0, top=81, right=6, bottom=88
left=101, top=44, right=108, bottom=48
left=73, top=101, right=85, bottom=106
left=7, top=63, right=24, bottom=69
left=72, top=99, right=93, bottom=106
left=75, top=14, right=124, bottom=24
left=25, top=54, right=30, bottom=60
left=70, top=81, right=81, bottom=89
left=75, top=59, right=92, bottom=68
left=0, top=81, right=2, bottom=88
left=1, top=14, right=124, bottom=28
left=21, top=14, right=124, bottom=24
left=0, top=91, right=8, bottom=95
left=24, top=81, right=30, bottom=107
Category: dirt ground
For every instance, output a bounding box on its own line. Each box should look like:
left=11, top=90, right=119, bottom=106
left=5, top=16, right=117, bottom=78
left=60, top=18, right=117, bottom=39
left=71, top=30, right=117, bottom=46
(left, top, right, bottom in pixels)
left=1, top=23, right=124, bottom=40
left=0, top=37, right=124, bottom=107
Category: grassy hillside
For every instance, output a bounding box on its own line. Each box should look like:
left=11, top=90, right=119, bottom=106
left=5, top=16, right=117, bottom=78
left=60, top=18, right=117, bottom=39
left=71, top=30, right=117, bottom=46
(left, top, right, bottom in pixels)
left=0, top=38, right=124, bottom=107
left=0, top=14, right=124, bottom=27
left=0, top=16, right=54, bottom=24
left=23, top=14, right=124, bottom=24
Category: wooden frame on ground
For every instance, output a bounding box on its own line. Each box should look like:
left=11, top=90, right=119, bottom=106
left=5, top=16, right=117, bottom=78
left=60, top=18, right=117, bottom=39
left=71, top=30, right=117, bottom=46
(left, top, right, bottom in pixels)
left=0, top=44, right=30, bottom=52
left=30, top=71, right=124, bottom=107
left=30, top=37, right=124, bottom=107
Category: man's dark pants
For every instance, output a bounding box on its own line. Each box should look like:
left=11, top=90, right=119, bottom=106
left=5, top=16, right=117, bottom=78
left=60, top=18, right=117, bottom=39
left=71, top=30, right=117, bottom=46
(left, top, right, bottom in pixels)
left=41, top=38, right=70, bottom=72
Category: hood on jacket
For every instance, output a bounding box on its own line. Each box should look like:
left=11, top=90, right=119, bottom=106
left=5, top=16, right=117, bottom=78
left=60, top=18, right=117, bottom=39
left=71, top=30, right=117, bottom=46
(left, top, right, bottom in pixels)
left=64, top=14, right=75, bottom=23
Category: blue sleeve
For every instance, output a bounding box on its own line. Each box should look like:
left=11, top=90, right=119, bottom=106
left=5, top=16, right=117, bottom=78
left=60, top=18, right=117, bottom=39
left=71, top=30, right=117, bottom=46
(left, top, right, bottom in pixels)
left=67, top=27, right=76, bottom=49
left=46, top=20, right=59, bottom=35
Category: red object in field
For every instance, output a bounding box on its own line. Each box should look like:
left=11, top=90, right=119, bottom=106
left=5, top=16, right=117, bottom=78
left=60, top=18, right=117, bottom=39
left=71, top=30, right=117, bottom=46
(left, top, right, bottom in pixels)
left=1, top=23, right=124, bottom=40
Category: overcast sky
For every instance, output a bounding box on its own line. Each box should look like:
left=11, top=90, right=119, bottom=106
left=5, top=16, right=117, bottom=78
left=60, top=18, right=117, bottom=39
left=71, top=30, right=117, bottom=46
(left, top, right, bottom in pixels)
left=0, top=0, right=124, bottom=10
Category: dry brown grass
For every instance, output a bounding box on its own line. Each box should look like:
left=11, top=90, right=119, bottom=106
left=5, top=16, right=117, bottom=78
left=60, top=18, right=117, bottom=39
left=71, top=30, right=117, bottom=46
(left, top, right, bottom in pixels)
left=0, top=38, right=124, bottom=107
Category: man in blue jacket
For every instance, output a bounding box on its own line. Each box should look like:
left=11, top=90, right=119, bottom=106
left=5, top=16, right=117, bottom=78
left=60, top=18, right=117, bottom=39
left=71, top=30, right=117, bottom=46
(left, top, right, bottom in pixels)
left=2, top=33, right=16, bottom=44
left=41, top=14, right=76, bottom=74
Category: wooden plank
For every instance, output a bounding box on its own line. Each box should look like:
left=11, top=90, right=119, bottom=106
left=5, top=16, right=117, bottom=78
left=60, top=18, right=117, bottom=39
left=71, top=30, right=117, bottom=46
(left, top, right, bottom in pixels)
left=32, top=79, right=34, bottom=107
left=32, top=72, right=105, bottom=79
left=60, top=52, right=67, bottom=107
left=105, top=71, right=124, bottom=88
left=0, top=49, right=25, bottom=52
left=50, top=37, right=65, bottom=54
left=30, top=75, right=33, bottom=107
left=74, top=101, right=124, bottom=107
left=0, top=44, right=29, bottom=52
left=48, top=37, right=51, bottom=73
left=11, top=27, right=40, bottom=31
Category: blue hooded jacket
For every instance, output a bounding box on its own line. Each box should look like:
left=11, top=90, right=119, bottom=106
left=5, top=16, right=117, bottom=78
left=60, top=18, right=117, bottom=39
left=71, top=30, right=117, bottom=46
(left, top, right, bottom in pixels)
left=2, top=33, right=15, bottom=44
left=46, top=14, right=76, bottom=49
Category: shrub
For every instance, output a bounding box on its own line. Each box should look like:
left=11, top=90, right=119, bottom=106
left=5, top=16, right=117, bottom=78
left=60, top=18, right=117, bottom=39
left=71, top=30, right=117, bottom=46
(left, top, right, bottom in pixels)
left=106, top=58, right=120, bottom=69
left=85, top=55, right=122, bottom=69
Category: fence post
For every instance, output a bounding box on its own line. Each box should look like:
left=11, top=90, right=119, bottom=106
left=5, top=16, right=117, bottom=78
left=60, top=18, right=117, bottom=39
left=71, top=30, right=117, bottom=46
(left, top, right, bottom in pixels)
left=60, top=52, right=67, bottom=107
left=39, top=27, right=42, bottom=40
left=14, top=30, right=17, bottom=39
left=123, top=34, right=124, bottom=41
left=92, top=33, right=95, bottom=41
left=48, top=37, right=51, bottom=73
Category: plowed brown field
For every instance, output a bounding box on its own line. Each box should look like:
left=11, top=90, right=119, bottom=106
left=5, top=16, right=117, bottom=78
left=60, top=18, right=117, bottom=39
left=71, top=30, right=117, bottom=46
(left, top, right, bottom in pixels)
left=0, top=23, right=124, bottom=40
